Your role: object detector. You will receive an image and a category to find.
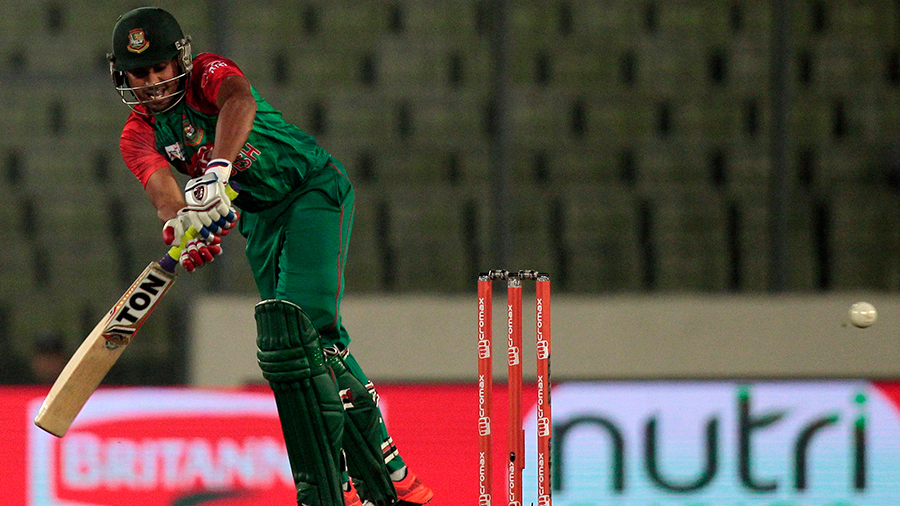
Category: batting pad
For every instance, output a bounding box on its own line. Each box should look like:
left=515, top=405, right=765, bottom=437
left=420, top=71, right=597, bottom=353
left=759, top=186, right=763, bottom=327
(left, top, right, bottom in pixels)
left=327, top=350, right=397, bottom=506
left=255, top=299, right=344, bottom=506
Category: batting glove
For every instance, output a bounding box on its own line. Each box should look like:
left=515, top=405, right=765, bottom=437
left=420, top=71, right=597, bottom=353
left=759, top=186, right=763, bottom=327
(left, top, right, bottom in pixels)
left=180, top=232, right=222, bottom=272
left=162, top=220, right=224, bottom=272
left=162, top=214, right=189, bottom=247
left=182, top=168, right=239, bottom=242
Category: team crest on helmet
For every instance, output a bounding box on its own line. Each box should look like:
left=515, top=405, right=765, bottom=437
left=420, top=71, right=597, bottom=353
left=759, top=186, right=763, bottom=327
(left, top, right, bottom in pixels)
left=127, top=28, right=150, bottom=53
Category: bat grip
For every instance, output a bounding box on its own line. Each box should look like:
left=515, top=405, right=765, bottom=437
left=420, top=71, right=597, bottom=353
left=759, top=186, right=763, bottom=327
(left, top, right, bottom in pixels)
left=159, top=226, right=200, bottom=273
left=159, top=251, right=179, bottom=273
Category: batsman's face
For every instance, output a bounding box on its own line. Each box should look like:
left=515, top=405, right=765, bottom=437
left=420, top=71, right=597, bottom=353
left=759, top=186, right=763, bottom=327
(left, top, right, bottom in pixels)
left=125, top=59, right=181, bottom=112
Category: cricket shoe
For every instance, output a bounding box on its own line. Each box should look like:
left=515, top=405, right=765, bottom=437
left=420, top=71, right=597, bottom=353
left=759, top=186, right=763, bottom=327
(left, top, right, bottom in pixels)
left=393, top=470, right=434, bottom=505
left=343, top=480, right=374, bottom=506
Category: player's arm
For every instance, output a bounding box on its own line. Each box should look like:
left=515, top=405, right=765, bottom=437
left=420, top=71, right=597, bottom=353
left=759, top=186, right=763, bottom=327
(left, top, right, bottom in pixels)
left=120, top=117, right=188, bottom=223
left=145, top=166, right=185, bottom=222
left=210, top=74, right=256, bottom=172
left=172, top=74, right=251, bottom=245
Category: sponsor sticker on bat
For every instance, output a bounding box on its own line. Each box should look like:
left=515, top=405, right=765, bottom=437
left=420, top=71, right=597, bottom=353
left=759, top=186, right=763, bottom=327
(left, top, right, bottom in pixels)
left=102, top=264, right=175, bottom=349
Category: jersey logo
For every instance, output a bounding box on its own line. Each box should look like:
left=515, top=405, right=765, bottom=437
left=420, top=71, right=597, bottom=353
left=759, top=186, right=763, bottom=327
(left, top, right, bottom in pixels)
left=182, top=115, right=205, bottom=147
left=165, top=143, right=185, bottom=162
left=127, top=28, right=149, bottom=53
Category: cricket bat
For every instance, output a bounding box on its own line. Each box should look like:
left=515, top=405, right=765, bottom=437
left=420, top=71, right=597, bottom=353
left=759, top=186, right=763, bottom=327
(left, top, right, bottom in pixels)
left=35, top=182, right=239, bottom=437
left=33, top=246, right=183, bottom=437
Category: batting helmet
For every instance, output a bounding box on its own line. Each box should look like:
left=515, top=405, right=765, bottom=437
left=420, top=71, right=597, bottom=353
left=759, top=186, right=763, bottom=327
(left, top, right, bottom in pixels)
left=107, top=7, right=193, bottom=114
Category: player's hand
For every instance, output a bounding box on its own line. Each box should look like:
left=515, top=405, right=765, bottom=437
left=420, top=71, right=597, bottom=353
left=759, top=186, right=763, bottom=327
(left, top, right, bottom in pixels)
left=182, top=171, right=239, bottom=241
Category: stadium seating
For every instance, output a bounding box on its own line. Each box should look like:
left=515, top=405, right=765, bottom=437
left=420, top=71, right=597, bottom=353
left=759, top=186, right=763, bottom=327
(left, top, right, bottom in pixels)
left=2, top=0, right=899, bottom=381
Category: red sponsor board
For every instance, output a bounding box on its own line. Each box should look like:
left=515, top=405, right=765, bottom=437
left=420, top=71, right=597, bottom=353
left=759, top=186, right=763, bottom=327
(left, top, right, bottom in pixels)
left=15, top=381, right=900, bottom=505
left=3, top=383, right=530, bottom=506
left=47, top=417, right=292, bottom=505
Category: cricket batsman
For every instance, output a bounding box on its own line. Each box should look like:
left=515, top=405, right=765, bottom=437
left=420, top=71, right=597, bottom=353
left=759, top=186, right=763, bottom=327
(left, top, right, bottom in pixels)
left=107, top=7, right=433, bottom=506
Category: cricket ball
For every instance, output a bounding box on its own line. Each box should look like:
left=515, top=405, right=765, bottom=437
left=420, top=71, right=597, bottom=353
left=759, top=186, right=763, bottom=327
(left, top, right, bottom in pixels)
left=849, top=302, right=877, bottom=328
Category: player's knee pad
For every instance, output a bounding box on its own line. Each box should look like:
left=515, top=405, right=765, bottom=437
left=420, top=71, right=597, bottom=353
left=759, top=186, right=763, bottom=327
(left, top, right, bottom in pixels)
left=255, top=299, right=344, bottom=506
left=326, top=347, right=397, bottom=506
